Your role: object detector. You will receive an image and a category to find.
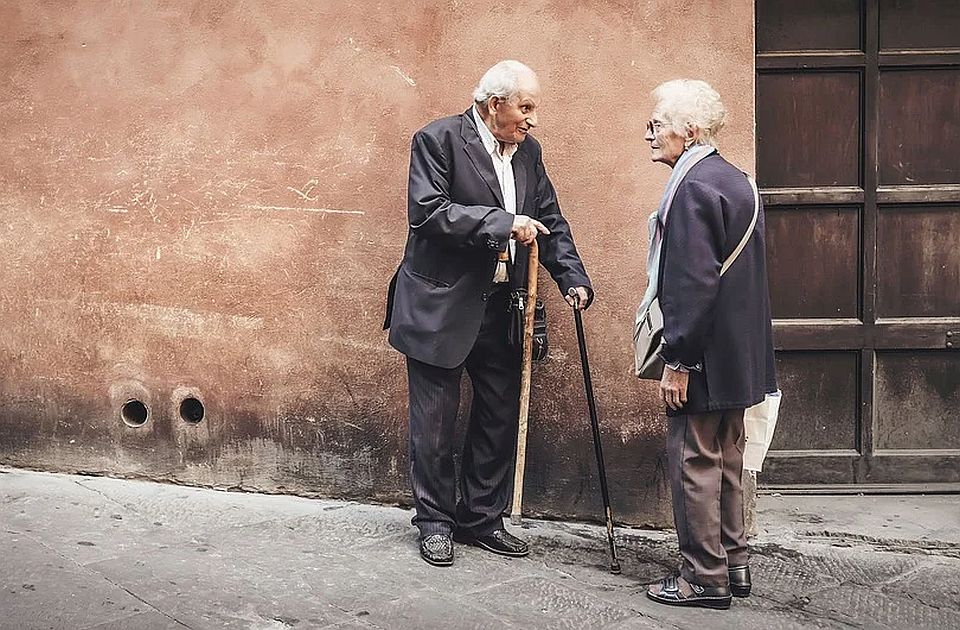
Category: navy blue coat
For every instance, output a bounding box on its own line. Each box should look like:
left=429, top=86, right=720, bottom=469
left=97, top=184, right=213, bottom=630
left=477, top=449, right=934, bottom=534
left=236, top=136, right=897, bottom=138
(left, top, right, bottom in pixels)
left=384, top=108, right=592, bottom=369
left=657, top=154, right=778, bottom=416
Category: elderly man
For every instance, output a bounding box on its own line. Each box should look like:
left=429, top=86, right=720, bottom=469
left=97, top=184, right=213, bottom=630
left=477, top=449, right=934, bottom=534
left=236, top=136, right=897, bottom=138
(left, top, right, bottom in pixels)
left=384, top=60, right=593, bottom=567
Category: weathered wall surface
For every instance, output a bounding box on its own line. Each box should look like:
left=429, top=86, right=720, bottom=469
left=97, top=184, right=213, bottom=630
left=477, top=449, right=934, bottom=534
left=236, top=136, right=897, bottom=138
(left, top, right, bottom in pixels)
left=0, top=1, right=754, bottom=526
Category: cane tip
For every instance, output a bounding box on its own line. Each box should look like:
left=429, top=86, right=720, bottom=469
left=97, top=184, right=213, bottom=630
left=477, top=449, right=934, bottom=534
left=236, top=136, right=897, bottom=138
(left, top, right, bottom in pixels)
left=510, top=514, right=523, bottom=526
left=610, top=563, right=622, bottom=574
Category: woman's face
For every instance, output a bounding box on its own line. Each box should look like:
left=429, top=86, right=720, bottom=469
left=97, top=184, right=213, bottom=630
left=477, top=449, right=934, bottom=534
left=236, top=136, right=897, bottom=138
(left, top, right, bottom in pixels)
left=644, top=113, right=687, bottom=168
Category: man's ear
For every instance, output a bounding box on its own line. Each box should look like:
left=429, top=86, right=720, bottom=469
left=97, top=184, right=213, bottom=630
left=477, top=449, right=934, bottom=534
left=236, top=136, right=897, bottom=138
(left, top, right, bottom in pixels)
left=487, top=96, right=500, bottom=114
left=684, top=125, right=699, bottom=148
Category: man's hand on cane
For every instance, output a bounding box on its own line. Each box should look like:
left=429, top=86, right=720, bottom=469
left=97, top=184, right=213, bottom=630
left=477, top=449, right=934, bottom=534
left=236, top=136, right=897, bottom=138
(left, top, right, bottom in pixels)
left=511, top=215, right=549, bottom=245
left=565, top=286, right=590, bottom=311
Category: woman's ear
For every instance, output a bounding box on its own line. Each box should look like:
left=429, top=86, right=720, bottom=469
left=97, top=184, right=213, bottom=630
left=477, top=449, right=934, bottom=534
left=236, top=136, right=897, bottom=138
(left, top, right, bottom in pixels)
left=684, top=125, right=698, bottom=148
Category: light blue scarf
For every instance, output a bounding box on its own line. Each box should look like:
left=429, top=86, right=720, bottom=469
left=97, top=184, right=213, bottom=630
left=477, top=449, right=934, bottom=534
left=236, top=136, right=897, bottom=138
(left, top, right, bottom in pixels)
left=637, top=144, right=717, bottom=316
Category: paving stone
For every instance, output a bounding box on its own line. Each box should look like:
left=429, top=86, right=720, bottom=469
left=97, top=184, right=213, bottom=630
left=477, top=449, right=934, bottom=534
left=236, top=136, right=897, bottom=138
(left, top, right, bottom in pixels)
left=360, top=591, right=513, bottom=630
left=77, top=610, right=183, bottom=630
left=221, top=505, right=413, bottom=551
left=602, top=614, right=676, bottom=630
left=750, top=552, right=841, bottom=597
left=468, top=576, right=634, bottom=629
left=797, top=547, right=922, bottom=586
left=634, top=598, right=855, bottom=630
left=881, top=562, right=960, bottom=610
left=0, top=530, right=149, bottom=630
left=83, top=550, right=350, bottom=630
left=803, top=583, right=960, bottom=630
left=74, top=476, right=331, bottom=532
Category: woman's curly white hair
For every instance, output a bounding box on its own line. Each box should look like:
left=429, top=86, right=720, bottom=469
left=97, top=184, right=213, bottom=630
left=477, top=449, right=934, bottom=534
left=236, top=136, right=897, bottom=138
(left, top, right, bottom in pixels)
left=652, top=79, right=727, bottom=148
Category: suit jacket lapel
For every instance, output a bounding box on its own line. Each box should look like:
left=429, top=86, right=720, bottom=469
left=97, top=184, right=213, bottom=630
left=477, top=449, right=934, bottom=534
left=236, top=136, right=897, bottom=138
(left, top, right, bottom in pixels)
left=460, top=111, right=505, bottom=207
left=513, top=150, right=528, bottom=216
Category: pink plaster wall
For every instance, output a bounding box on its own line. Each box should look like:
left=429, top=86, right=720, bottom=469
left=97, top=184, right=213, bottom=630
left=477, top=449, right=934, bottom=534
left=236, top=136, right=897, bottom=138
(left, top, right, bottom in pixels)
left=0, top=0, right=754, bottom=526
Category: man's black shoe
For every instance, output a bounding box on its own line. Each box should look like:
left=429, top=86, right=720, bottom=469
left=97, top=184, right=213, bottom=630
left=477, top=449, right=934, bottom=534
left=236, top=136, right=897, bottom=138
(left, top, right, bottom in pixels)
left=646, top=576, right=732, bottom=610
left=728, top=565, right=751, bottom=597
left=419, top=534, right=454, bottom=567
left=454, top=528, right=529, bottom=557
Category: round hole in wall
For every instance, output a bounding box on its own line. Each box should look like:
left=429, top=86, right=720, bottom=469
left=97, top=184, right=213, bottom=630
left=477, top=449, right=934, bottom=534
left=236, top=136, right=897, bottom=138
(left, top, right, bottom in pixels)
left=121, top=400, right=149, bottom=427
left=179, top=398, right=204, bottom=424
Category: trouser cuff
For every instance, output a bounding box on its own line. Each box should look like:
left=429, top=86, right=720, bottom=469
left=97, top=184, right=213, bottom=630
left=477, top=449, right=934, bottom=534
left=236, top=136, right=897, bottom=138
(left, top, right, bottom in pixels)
left=681, top=568, right=728, bottom=588
left=417, top=521, right=453, bottom=538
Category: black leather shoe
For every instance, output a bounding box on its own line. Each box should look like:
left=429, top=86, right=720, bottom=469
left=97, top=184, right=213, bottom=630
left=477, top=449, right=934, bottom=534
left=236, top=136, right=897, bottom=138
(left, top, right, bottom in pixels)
left=728, top=565, right=751, bottom=597
left=419, top=534, right=453, bottom=567
left=646, top=576, right=732, bottom=610
left=455, top=528, right=529, bottom=557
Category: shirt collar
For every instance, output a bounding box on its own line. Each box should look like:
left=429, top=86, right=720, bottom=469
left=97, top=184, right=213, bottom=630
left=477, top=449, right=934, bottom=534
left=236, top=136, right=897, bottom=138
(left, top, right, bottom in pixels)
left=472, top=105, right=517, bottom=159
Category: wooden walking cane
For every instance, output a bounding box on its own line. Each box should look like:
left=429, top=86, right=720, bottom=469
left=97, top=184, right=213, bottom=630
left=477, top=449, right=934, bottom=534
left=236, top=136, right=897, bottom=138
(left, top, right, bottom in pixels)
left=510, top=238, right=539, bottom=526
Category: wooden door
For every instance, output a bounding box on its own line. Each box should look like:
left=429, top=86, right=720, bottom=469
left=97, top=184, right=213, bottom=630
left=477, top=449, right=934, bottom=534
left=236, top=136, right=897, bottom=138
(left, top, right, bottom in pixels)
left=756, top=0, right=960, bottom=488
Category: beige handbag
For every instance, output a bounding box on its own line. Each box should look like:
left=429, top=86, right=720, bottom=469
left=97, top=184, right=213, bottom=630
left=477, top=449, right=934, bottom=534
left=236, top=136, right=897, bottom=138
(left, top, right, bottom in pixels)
left=634, top=175, right=760, bottom=379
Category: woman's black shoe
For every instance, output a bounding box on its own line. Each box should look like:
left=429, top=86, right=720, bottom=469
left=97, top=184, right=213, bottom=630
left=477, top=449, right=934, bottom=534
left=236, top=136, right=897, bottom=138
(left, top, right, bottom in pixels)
left=728, top=565, right=751, bottom=597
left=646, top=576, right=732, bottom=610
left=419, top=534, right=454, bottom=566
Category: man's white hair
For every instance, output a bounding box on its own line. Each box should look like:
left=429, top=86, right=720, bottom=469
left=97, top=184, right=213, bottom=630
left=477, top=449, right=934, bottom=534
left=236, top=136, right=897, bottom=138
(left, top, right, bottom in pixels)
left=652, top=79, right=727, bottom=148
left=473, top=60, right=536, bottom=107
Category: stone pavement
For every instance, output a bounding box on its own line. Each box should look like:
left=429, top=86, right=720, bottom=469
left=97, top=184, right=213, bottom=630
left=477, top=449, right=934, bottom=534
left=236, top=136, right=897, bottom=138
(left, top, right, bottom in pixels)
left=2, top=468, right=958, bottom=630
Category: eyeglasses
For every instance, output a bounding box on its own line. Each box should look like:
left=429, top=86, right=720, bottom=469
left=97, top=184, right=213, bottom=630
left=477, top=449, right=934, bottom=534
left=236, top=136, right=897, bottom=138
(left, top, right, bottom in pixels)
left=646, top=120, right=668, bottom=134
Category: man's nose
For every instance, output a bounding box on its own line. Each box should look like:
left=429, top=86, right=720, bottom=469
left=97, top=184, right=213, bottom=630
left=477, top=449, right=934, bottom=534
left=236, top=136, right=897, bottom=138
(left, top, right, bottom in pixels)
left=526, top=112, right=538, bottom=128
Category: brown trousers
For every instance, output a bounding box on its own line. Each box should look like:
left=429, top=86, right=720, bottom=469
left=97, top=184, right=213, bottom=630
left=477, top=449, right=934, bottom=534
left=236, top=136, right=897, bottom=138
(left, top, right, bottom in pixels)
left=667, top=408, right=748, bottom=587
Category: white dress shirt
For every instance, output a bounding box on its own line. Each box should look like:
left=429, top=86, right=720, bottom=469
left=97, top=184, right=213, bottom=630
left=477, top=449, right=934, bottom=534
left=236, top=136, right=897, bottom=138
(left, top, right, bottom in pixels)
left=472, top=106, right=517, bottom=282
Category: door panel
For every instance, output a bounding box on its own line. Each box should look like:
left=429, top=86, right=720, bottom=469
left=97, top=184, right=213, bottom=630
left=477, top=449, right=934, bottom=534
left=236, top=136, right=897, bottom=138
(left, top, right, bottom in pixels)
left=875, top=352, right=960, bottom=452
left=879, top=0, right=960, bottom=50
left=757, top=72, right=862, bottom=187
left=877, top=205, right=960, bottom=317
left=766, top=206, right=861, bottom=319
left=768, top=352, right=860, bottom=452
left=878, top=69, right=960, bottom=186
left=757, top=0, right=862, bottom=52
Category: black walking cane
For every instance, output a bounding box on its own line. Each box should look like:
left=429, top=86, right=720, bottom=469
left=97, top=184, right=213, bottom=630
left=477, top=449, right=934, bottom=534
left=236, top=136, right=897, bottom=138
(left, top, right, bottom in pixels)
left=569, top=288, right=621, bottom=574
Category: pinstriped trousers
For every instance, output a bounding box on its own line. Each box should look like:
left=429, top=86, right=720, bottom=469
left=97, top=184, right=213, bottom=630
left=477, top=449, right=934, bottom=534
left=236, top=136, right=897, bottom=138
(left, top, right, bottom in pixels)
left=667, top=408, right=748, bottom=587
left=406, top=287, right=521, bottom=539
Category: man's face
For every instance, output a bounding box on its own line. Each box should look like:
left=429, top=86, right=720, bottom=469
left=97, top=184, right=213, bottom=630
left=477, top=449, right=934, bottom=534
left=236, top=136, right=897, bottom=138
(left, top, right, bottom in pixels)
left=489, top=76, right=541, bottom=144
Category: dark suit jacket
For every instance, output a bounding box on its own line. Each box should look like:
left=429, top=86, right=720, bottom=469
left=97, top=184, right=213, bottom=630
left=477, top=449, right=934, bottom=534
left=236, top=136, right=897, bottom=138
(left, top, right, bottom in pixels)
left=384, top=108, right=592, bottom=368
left=657, top=154, right=778, bottom=416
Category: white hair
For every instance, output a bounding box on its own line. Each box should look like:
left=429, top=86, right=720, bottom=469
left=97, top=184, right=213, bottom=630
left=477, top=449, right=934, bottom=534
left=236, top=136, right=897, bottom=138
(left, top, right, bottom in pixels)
left=652, top=79, right=727, bottom=148
left=473, top=60, right=536, bottom=107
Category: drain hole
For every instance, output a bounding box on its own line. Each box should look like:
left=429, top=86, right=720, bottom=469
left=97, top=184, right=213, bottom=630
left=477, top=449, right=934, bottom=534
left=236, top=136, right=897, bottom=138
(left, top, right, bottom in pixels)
left=121, top=400, right=149, bottom=427
left=179, top=398, right=204, bottom=424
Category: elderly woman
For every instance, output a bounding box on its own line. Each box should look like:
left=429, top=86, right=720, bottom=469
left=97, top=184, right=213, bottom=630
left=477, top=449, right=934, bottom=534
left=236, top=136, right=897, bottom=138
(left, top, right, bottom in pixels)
left=638, top=80, right=777, bottom=609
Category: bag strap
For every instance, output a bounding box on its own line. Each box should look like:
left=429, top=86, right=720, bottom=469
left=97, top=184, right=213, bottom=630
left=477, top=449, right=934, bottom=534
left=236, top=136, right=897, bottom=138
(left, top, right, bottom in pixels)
left=719, top=174, right=760, bottom=277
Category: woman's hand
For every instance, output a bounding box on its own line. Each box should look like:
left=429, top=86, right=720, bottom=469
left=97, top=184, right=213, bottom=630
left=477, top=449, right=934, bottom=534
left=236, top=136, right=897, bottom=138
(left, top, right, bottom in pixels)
left=659, top=367, right=689, bottom=411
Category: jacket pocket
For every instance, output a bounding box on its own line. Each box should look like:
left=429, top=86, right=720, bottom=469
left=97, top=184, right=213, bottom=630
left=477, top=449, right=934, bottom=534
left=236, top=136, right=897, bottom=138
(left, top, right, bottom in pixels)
left=404, top=267, right=450, bottom=288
